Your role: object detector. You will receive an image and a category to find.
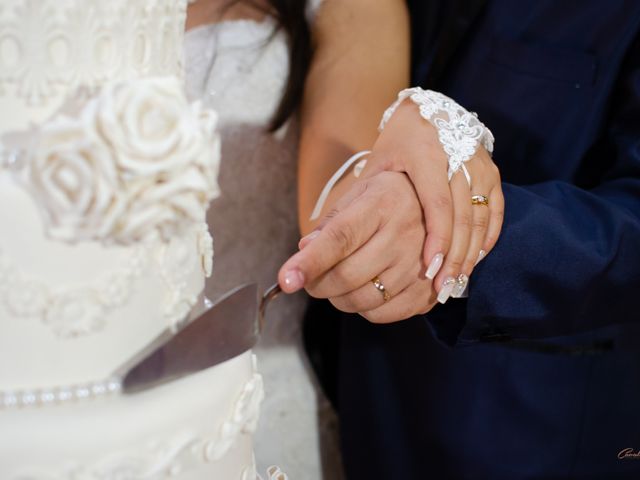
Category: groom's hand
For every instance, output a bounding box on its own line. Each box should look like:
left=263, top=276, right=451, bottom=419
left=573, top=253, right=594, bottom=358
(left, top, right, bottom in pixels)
left=278, top=171, right=437, bottom=323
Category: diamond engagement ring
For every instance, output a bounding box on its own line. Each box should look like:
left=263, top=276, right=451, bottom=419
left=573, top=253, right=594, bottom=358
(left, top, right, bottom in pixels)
left=471, top=194, right=489, bottom=206
left=371, top=276, right=391, bottom=302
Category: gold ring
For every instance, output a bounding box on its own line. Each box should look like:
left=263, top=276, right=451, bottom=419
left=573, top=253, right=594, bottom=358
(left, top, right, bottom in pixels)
left=371, top=276, right=391, bottom=302
left=471, top=194, right=489, bottom=206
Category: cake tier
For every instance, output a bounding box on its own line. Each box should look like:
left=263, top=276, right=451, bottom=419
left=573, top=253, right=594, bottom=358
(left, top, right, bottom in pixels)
left=0, top=170, right=209, bottom=391
left=0, top=0, right=187, bottom=133
left=0, top=351, right=261, bottom=479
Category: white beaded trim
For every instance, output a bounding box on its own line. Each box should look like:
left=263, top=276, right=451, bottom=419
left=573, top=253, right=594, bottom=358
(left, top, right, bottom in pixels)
left=1, top=377, right=121, bottom=410
left=379, top=87, right=495, bottom=187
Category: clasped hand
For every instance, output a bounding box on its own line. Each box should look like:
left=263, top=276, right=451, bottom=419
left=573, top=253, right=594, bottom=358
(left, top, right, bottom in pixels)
left=279, top=102, right=504, bottom=323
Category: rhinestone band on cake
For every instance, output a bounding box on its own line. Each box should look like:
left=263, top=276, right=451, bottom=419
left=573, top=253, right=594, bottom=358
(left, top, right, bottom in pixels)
left=0, top=146, right=25, bottom=170
left=1, top=377, right=122, bottom=410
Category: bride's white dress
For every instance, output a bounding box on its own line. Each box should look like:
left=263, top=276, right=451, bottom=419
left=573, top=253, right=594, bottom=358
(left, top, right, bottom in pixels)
left=184, top=5, right=344, bottom=479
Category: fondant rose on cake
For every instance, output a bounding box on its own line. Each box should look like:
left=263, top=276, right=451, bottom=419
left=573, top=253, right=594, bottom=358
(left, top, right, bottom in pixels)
left=10, top=77, right=220, bottom=245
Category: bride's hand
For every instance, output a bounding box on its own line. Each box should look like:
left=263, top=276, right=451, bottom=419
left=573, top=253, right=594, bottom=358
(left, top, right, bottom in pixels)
left=365, top=100, right=505, bottom=301
left=278, top=99, right=505, bottom=320
left=279, top=170, right=437, bottom=323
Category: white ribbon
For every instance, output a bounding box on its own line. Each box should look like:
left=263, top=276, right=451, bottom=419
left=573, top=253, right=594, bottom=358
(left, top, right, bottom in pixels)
left=309, top=150, right=371, bottom=221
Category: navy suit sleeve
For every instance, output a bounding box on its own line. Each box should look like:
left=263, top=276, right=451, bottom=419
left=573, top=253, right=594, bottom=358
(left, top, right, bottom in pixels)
left=430, top=39, right=640, bottom=346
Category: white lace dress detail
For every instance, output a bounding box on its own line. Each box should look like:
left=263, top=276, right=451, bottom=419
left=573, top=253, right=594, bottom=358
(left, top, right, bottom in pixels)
left=184, top=6, right=343, bottom=479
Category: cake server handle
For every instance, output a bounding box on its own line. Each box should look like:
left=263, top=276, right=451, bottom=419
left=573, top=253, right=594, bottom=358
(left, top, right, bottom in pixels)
left=259, top=283, right=282, bottom=331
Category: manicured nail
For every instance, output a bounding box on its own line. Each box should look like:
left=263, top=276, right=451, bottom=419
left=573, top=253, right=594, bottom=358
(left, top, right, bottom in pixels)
left=283, top=269, right=305, bottom=292
left=451, top=274, right=469, bottom=298
left=425, top=253, right=444, bottom=279
left=353, top=159, right=368, bottom=177
left=437, top=277, right=456, bottom=304
left=298, top=230, right=320, bottom=250
left=475, top=250, right=486, bottom=266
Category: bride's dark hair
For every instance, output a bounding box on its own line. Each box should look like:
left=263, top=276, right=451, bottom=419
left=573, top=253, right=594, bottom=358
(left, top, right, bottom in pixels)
left=229, top=0, right=313, bottom=131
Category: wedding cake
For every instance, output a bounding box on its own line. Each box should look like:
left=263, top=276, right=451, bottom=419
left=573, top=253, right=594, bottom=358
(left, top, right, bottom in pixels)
left=0, top=0, right=270, bottom=478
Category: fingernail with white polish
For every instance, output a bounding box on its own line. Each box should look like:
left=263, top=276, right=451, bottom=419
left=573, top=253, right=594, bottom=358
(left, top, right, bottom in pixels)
left=353, top=159, right=368, bottom=177
left=425, top=253, right=444, bottom=279
left=283, top=269, right=305, bottom=292
left=299, top=230, right=320, bottom=250
left=475, top=250, right=486, bottom=266
left=437, top=277, right=456, bottom=304
left=451, top=274, right=469, bottom=298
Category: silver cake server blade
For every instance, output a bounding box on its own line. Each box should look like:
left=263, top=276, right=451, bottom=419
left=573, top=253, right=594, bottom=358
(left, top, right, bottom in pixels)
left=119, top=283, right=281, bottom=394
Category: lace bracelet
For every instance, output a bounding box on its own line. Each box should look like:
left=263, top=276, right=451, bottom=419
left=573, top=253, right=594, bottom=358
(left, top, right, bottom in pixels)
left=379, top=87, right=495, bottom=187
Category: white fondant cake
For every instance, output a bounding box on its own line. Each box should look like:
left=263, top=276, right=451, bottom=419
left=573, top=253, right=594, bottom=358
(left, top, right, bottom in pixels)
left=2, top=351, right=263, bottom=480
left=0, top=0, right=269, bottom=478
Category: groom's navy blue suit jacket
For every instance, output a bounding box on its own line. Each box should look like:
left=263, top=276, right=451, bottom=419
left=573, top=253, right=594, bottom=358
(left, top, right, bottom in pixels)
left=317, top=1, right=640, bottom=479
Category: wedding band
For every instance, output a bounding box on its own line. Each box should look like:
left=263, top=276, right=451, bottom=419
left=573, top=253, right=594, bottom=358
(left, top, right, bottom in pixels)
left=371, top=276, right=391, bottom=302
left=471, top=194, right=489, bottom=206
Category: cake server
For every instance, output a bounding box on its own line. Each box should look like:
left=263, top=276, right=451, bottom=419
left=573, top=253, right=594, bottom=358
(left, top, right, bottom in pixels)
left=117, top=282, right=282, bottom=393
